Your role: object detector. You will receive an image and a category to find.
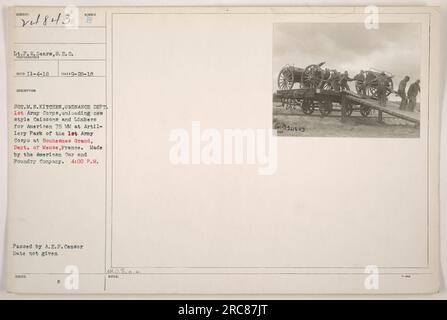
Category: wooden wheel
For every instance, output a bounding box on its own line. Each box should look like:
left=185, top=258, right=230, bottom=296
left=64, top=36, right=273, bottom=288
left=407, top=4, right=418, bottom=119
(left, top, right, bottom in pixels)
left=278, top=67, right=295, bottom=90
left=301, top=64, right=321, bottom=88
left=364, top=72, right=394, bottom=98
left=301, top=99, right=315, bottom=115
left=360, top=105, right=371, bottom=117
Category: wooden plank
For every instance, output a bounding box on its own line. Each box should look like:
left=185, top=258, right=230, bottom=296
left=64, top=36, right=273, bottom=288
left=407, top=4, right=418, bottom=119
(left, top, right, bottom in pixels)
left=345, top=94, right=420, bottom=125
left=343, top=90, right=365, bottom=99
left=277, top=88, right=316, bottom=99
left=277, top=88, right=342, bottom=101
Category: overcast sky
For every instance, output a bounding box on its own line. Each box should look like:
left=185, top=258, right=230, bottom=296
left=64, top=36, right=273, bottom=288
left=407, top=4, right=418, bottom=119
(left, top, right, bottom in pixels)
left=273, top=23, right=421, bottom=98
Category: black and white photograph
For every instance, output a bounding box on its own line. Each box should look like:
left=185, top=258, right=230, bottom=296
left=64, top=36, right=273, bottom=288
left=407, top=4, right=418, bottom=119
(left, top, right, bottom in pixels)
left=273, top=23, right=422, bottom=137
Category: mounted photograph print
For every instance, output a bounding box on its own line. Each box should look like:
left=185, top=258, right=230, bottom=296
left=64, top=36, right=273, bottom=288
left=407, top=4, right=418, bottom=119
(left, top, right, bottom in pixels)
left=273, top=23, right=422, bottom=137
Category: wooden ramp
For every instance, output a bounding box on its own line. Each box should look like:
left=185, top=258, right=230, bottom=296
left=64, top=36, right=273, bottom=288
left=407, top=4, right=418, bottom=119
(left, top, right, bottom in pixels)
left=343, top=91, right=420, bottom=125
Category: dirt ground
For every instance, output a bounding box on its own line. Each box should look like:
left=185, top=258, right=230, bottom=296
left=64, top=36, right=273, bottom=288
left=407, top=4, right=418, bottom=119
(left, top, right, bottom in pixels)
left=272, top=104, right=420, bottom=138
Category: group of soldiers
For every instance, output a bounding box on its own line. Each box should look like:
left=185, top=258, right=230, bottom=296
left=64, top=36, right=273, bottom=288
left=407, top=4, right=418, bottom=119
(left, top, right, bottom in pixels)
left=315, top=68, right=420, bottom=112
left=397, top=76, right=420, bottom=112
left=316, top=69, right=352, bottom=92
left=353, top=70, right=420, bottom=111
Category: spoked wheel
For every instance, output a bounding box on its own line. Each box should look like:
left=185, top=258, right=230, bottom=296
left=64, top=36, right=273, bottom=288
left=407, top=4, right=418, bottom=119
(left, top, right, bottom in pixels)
left=360, top=106, right=371, bottom=117
left=278, top=67, right=295, bottom=90
left=301, top=64, right=322, bottom=88
left=319, top=100, right=333, bottom=116
left=365, top=79, right=393, bottom=98
left=301, top=99, right=315, bottom=115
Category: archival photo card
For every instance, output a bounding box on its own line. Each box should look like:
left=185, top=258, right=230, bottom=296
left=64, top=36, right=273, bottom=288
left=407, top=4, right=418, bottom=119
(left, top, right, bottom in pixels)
left=6, top=6, right=440, bottom=295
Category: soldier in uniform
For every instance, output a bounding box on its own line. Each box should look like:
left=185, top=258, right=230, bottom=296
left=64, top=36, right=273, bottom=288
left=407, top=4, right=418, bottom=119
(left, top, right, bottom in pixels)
left=318, top=68, right=331, bottom=89
left=397, top=76, right=410, bottom=110
left=340, top=71, right=352, bottom=91
left=407, top=79, right=420, bottom=112
left=354, top=70, right=366, bottom=96
left=329, top=71, right=340, bottom=91
left=377, top=72, right=388, bottom=107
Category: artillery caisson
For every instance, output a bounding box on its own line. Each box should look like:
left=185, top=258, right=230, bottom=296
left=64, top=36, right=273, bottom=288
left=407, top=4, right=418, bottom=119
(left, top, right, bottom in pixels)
left=355, top=69, right=394, bottom=116
left=277, top=62, right=335, bottom=115
left=277, top=65, right=304, bottom=90
left=356, top=69, right=394, bottom=98
left=277, top=62, right=332, bottom=90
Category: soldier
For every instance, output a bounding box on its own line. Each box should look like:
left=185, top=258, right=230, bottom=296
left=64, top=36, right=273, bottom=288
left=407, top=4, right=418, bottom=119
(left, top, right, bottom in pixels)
left=377, top=72, right=388, bottom=107
left=329, top=71, right=340, bottom=91
left=397, top=76, right=410, bottom=110
left=354, top=70, right=366, bottom=96
left=340, top=71, right=352, bottom=91
left=318, top=68, right=331, bottom=89
left=407, top=79, right=420, bottom=112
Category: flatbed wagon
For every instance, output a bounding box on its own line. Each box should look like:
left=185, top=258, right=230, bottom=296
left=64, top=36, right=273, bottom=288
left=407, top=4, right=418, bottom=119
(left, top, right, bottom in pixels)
left=276, top=88, right=342, bottom=116
left=275, top=87, right=420, bottom=127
